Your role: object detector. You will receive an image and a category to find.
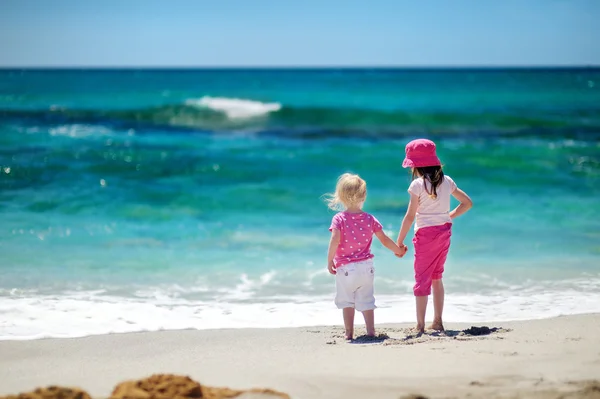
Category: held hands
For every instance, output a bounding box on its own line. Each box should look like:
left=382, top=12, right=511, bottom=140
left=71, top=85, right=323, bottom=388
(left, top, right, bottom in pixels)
left=327, top=260, right=337, bottom=275
left=394, top=243, right=408, bottom=258
left=329, top=241, right=407, bottom=274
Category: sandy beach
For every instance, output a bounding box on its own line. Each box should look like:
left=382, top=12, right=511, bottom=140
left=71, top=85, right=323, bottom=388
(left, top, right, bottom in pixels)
left=1, top=314, right=599, bottom=398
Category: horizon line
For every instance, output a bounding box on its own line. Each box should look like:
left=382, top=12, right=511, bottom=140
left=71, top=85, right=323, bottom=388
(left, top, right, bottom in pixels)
left=0, top=63, right=600, bottom=69
left=1, top=65, right=599, bottom=71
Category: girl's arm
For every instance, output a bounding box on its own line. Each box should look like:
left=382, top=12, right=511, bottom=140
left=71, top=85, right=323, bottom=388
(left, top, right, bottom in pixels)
left=449, top=187, right=473, bottom=219
left=327, top=229, right=341, bottom=274
left=396, top=193, right=419, bottom=248
left=374, top=230, right=406, bottom=257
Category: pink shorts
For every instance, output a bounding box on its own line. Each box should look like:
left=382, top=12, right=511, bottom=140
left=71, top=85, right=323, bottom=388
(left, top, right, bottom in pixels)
left=412, top=223, right=452, bottom=296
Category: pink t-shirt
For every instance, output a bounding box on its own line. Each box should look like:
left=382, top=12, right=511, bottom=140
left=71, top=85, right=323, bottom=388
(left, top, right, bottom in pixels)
left=329, top=211, right=383, bottom=267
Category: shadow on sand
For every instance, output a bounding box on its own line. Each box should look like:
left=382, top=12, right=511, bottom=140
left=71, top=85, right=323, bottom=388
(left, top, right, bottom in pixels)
left=349, top=326, right=505, bottom=345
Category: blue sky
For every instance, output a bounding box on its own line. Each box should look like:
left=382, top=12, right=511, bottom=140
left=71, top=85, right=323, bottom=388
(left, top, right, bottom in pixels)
left=0, top=0, right=598, bottom=67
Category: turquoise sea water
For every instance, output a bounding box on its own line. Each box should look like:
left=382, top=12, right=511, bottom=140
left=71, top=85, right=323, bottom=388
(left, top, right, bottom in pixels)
left=1, top=69, right=599, bottom=339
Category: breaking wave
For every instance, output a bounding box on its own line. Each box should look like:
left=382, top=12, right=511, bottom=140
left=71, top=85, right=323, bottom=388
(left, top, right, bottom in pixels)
left=1, top=96, right=599, bottom=138
left=185, top=96, right=281, bottom=118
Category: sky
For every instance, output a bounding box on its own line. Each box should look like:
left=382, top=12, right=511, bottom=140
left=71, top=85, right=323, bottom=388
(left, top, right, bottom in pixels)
left=0, top=0, right=598, bottom=67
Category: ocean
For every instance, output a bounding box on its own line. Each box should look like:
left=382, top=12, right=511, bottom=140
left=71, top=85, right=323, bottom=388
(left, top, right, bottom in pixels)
left=0, top=68, right=599, bottom=340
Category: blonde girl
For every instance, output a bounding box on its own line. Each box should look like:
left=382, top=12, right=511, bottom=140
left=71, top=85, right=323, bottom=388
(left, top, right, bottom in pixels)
left=326, top=173, right=405, bottom=340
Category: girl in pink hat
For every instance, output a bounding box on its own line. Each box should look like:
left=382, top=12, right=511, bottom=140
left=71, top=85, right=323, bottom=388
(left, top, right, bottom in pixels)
left=396, top=139, right=473, bottom=334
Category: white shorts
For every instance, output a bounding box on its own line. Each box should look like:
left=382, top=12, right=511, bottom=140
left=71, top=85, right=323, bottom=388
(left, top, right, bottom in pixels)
left=335, top=259, right=376, bottom=312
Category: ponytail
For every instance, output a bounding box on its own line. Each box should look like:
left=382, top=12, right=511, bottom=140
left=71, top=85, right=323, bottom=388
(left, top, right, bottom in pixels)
left=412, top=166, right=444, bottom=199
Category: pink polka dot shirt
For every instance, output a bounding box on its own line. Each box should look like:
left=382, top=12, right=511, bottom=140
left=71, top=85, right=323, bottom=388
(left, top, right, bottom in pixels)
left=329, top=211, right=383, bottom=267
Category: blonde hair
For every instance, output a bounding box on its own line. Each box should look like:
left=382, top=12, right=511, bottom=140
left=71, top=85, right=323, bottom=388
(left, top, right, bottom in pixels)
left=325, top=173, right=367, bottom=211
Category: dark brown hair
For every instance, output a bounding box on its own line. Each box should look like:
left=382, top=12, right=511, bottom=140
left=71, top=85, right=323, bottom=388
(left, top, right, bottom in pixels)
left=412, top=166, right=444, bottom=199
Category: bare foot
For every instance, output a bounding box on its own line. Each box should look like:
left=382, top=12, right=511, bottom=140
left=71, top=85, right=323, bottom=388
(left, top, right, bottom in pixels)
left=429, top=320, right=444, bottom=331
left=345, top=335, right=353, bottom=341
left=345, top=330, right=353, bottom=340
left=415, top=324, right=425, bottom=335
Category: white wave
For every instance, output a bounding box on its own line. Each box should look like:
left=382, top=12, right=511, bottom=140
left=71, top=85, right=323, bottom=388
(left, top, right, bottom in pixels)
left=2, top=287, right=600, bottom=341
left=185, top=96, right=281, bottom=119
left=48, top=124, right=114, bottom=138
left=2, top=271, right=599, bottom=341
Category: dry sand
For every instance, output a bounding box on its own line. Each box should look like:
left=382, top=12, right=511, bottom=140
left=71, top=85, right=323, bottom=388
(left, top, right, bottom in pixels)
left=0, top=314, right=599, bottom=399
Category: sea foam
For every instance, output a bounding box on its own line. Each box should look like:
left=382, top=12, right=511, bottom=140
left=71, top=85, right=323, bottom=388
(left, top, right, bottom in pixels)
left=185, top=96, right=282, bottom=119
left=2, top=282, right=600, bottom=341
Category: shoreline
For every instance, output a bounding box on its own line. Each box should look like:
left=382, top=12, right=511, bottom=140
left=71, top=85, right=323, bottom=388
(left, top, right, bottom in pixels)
left=1, top=310, right=600, bottom=342
left=3, top=287, right=600, bottom=341
left=3, top=310, right=600, bottom=342
left=1, top=314, right=599, bottom=398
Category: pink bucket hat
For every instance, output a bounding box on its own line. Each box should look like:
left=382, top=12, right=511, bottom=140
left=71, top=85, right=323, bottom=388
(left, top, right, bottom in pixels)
left=402, top=139, right=441, bottom=168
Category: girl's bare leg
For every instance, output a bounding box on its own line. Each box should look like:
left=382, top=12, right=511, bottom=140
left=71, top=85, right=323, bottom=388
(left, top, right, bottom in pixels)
left=430, top=279, right=445, bottom=331
left=361, top=309, right=375, bottom=336
left=415, top=295, right=428, bottom=333
left=343, top=307, right=355, bottom=340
